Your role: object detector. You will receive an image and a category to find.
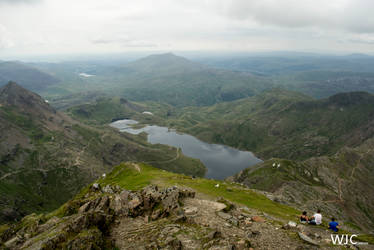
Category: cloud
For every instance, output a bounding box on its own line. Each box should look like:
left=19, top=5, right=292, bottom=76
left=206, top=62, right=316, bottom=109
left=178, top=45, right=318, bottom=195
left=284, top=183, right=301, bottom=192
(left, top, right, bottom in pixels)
left=1, top=0, right=374, bottom=57
left=0, top=0, right=41, bottom=4
left=0, top=25, right=14, bottom=49
left=215, top=0, right=374, bottom=34
left=92, top=36, right=157, bottom=48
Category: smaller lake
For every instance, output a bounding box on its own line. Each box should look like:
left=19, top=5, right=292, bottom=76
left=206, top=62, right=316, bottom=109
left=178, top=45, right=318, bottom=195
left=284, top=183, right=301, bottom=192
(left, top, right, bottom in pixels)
left=110, top=119, right=262, bottom=180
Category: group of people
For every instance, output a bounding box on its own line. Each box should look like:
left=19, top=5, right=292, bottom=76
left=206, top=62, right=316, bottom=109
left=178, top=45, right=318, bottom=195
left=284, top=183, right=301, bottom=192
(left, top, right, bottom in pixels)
left=299, top=210, right=339, bottom=232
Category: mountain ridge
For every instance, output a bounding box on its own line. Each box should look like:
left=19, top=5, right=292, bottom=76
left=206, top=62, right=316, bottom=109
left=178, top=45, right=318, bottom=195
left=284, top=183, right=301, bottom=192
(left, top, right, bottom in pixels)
left=156, top=88, right=374, bottom=160
left=3, top=163, right=372, bottom=249
left=229, top=138, right=374, bottom=232
left=0, top=83, right=205, bottom=223
left=0, top=62, right=59, bottom=92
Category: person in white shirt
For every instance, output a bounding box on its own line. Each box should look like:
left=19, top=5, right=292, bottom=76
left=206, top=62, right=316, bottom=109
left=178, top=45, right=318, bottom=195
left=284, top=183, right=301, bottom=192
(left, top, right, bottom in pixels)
left=309, top=209, right=322, bottom=225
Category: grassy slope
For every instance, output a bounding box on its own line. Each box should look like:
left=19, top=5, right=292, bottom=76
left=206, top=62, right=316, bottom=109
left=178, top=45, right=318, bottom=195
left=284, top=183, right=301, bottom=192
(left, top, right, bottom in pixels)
left=1, top=162, right=372, bottom=247
left=43, top=162, right=373, bottom=245
left=67, top=97, right=141, bottom=124
left=96, top=162, right=299, bottom=221
left=231, top=138, right=374, bottom=232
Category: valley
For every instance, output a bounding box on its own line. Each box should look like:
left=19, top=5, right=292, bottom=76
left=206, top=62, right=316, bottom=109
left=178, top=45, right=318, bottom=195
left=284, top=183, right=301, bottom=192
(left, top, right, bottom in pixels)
left=1, top=52, right=374, bottom=248
left=2, top=1, right=374, bottom=248
left=110, top=119, right=262, bottom=179
left=0, top=82, right=205, bottom=224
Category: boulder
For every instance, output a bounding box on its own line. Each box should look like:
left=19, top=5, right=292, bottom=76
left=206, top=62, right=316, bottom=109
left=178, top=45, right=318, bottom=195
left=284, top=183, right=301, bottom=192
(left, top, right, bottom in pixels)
left=298, top=232, right=319, bottom=246
left=236, top=239, right=251, bottom=250
left=184, top=206, right=198, bottom=216
left=102, top=185, right=114, bottom=194
left=217, top=211, right=232, bottom=220
left=207, top=230, right=221, bottom=240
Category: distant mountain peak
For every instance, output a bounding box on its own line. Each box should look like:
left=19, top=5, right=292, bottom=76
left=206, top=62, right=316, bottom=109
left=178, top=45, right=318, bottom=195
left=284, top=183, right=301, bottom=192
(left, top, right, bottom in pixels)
left=0, top=81, right=54, bottom=113
left=125, top=52, right=203, bottom=72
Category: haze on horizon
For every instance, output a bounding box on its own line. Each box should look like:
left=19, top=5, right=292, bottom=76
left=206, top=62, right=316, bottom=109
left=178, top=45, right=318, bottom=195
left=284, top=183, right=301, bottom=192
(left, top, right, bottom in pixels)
left=1, top=0, right=374, bottom=60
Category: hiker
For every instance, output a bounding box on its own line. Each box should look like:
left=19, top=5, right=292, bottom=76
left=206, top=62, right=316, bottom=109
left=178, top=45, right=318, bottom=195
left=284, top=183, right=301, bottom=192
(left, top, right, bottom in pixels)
left=300, top=211, right=309, bottom=223
left=328, top=217, right=339, bottom=232
left=309, top=209, right=322, bottom=225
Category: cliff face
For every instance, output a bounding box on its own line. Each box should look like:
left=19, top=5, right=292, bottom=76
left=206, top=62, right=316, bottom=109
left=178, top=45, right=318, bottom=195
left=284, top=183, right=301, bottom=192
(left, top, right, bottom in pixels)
left=3, top=163, right=367, bottom=249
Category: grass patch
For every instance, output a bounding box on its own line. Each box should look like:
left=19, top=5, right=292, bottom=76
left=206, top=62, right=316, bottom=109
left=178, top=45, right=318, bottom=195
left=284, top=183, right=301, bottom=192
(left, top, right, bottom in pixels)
left=98, top=163, right=300, bottom=221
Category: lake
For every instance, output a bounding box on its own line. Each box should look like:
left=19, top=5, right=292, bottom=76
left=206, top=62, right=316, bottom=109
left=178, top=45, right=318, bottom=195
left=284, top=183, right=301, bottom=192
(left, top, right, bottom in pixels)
left=110, top=119, right=262, bottom=180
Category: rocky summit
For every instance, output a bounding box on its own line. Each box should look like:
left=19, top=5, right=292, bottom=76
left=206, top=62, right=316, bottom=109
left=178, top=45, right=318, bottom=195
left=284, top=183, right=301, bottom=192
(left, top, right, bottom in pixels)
left=1, top=163, right=372, bottom=249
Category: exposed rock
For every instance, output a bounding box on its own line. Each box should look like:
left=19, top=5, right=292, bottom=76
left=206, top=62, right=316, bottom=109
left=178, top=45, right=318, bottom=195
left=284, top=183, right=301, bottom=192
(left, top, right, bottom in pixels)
left=102, top=185, right=114, bottom=194
left=66, top=228, right=103, bottom=249
left=184, top=206, right=198, bottom=216
left=229, top=218, right=239, bottom=227
left=2, top=185, right=197, bottom=250
left=78, top=202, right=91, bottom=214
left=244, top=218, right=252, bottom=226
left=168, top=238, right=182, bottom=250
left=288, top=221, right=297, bottom=227
left=236, top=239, right=251, bottom=250
left=2, top=183, right=334, bottom=250
left=248, top=231, right=261, bottom=238
left=298, top=232, right=319, bottom=246
left=218, top=211, right=232, bottom=220
left=207, top=230, right=221, bottom=240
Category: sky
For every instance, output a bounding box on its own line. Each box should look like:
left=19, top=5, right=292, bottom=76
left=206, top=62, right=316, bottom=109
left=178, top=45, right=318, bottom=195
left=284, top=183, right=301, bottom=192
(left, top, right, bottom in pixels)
left=1, top=0, right=374, bottom=59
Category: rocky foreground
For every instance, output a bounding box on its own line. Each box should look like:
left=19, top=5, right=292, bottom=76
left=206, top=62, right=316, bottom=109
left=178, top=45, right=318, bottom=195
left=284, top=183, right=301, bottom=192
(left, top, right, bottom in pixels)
left=2, top=181, right=371, bottom=250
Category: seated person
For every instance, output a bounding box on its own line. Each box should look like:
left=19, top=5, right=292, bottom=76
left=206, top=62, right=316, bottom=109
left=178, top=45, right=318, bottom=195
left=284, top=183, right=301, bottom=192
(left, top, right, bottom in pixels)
left=328, top=217, right=339, bottom=232
left=309, top=209, right=322, bottom=225
left=300, top=211, right=309, bottom=223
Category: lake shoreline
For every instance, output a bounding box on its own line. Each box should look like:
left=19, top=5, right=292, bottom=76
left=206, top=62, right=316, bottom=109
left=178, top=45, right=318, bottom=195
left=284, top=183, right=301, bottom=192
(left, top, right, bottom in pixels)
left=110, top=119, right=263, bottom=180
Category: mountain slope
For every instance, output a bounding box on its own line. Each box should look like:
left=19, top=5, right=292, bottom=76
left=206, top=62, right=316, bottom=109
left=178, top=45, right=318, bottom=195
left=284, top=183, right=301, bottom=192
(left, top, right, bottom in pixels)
left=0, top=82, right=205, bottom=223
left=39, top=53, right=273, bottom=107
left=229, top=138, right=374, bottom=232
left=4, top=163, right=372, bottom=249
left=159, top=89, right=374, bottom=160
left=0, top=62, right=59, bottom=92
left=117, top=53, right=273, bottom=106
left=67, top=96, right=142, bottom=124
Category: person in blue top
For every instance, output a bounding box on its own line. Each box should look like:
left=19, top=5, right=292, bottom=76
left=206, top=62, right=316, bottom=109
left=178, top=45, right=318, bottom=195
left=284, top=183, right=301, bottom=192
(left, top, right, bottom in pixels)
left=328, top=217, right=339, bottom=232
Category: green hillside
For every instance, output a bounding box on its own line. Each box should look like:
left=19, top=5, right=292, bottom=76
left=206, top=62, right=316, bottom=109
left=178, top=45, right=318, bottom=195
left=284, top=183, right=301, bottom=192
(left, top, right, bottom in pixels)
left=230, top=138, right=374, bottom=232
left=39, top=53, right=273, bottom=108
left=0, top=62, right=59, bottom=91
left=0, top=82, right=205, bottom=224
left=157, top=89, right=374, bottom=160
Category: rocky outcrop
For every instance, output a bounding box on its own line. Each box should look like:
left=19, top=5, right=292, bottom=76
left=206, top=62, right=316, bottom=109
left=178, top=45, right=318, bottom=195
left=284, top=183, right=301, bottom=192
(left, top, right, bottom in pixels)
left=1, top=182, right=365, bottom=249
left=0, top=184, right=195, bottom=249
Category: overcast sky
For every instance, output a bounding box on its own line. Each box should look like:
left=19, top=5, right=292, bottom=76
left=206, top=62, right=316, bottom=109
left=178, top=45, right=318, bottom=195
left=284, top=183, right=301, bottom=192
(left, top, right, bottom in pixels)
left=1, top=0, right=374, bottom=59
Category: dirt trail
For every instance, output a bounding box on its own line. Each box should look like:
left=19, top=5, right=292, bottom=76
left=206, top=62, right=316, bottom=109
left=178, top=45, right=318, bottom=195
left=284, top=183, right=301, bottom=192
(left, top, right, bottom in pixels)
left=145, top=148, right=180, bottom=164
left=74, top=138, right=94, bottom=166
left=350, top=148, right=373, bottom=179
left=0, top=170, right=21, bottom=181
left=0, top=168, right=52, bottom=181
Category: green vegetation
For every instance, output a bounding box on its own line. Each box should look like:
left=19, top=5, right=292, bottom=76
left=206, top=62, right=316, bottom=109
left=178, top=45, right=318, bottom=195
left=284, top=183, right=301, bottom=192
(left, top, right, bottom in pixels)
left=151, top=88, right=374, bottom=160
left=0, top=82, right=205, bottom=224
left=38, top=53, right=273, bottom=108
left=68, top=97, right=140, bottom=124
left=98, top=163, right=299, bottom=221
